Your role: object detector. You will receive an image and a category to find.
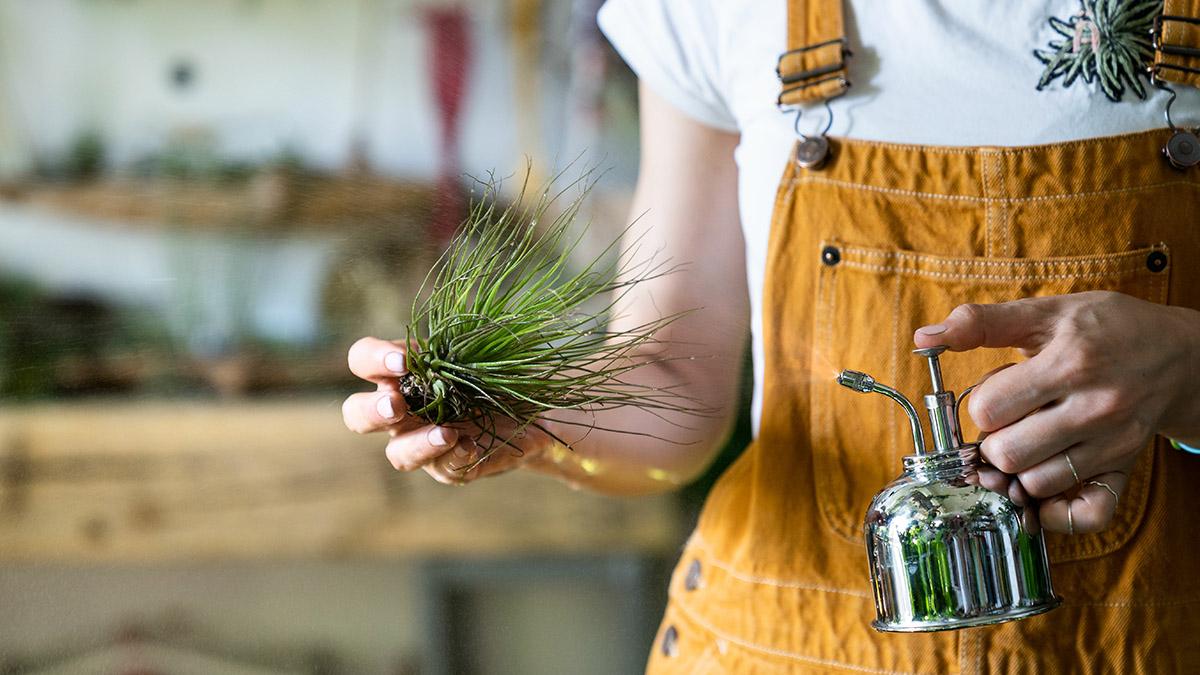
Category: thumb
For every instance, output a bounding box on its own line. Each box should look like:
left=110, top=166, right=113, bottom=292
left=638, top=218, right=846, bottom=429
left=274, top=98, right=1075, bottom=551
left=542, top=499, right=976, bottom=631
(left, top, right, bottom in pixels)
left=913, top=298, right=1058, bottom=352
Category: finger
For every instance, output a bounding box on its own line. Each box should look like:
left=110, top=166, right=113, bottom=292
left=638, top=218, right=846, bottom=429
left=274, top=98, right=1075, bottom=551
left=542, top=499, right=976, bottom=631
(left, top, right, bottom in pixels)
left=473, top=448, right=524, bottom=479
left=428, top=436, right=496, bottom=482
left=1017, top=443, right=1119, bottom=499
left=968, top=359, right=1065, bottom=433
left=1039, top=471, right=1126, bottom=535
left=342, top=389, right=405, bottom=434
left=913, top=298, right=1059, bottom=352
left=975, top=464, right=1034, bottom=508
left=348, top=336, right=408, bottom=383
left=971, top=361, right=1017, bottom=392
left=424, top=446, right=474, bottom=485
left=1007, top=478, right=1033, bottom=509
left=978, top=400, right=1085, bottom=471
left=976, top=464, right=1013, bottom=495
left=385, top=425, right=460, bottom=472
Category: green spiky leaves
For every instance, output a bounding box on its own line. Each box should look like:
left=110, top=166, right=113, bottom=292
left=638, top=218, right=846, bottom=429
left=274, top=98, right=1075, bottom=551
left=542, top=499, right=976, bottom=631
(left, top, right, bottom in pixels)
left=1034, top=0, right=1159, bottom=102
left=401, top=169, right=698, bottom=462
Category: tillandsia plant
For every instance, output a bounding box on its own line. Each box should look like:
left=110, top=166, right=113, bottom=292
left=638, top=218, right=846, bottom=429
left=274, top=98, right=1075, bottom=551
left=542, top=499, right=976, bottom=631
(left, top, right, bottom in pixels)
left=399, top=168, right=700, bottom=470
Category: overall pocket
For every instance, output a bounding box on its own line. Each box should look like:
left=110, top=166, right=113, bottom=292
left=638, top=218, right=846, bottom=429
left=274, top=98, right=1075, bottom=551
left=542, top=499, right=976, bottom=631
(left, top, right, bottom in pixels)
left=810, top=241, right=1170, bottom=562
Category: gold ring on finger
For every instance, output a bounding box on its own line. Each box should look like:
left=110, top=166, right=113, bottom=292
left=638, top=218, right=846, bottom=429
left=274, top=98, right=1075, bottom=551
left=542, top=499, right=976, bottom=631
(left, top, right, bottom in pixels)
left=1067, top=501, right=1075, bottom=536
left=1086, top=479, right=1119, bottom=505
left=437, top=456, right=468, bottom=486
left=1063, top=451, right=1081, bottom=488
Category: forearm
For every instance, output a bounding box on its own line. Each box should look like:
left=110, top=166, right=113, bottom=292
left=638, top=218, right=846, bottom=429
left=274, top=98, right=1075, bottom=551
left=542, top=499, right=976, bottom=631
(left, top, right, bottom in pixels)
left=520, top=81, right=748, bottom=495
left=525, top=329, right=747, bottom=496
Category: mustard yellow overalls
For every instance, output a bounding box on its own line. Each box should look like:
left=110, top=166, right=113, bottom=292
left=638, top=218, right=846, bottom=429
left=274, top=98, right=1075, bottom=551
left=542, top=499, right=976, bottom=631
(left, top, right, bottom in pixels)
left=647, top=1, right=1200, bottom=672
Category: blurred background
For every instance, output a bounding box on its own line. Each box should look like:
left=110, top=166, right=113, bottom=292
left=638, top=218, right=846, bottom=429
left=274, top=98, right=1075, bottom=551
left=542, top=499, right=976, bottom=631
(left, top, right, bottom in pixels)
left=0, top=1, right=749, bottom=673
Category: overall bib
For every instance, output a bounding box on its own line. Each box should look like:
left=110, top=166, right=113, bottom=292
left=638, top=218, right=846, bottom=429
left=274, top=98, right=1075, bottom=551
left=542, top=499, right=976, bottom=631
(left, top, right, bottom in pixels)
left=646, top=1, right=1200, bottom=673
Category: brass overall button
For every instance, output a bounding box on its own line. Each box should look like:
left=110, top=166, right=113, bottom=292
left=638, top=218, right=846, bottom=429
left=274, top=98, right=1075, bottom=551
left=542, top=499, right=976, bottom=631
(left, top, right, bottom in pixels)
left=661, top=625, right=680, bottom=657
left=1165, top=130, right=1200, bottom=170
left=795, top=136, right=830, bottom=170
left=821, top=245, right=842, bottom=266
left=1146, top=250, right=1168, bottom=273
left=684, top=559, right=702, bottom=591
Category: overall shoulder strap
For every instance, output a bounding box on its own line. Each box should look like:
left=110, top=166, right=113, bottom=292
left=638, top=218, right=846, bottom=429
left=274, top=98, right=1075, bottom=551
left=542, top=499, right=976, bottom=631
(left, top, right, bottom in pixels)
left=776, top=0, right=851, bottom=106
left=1154, top=0, right=1200, bottom=89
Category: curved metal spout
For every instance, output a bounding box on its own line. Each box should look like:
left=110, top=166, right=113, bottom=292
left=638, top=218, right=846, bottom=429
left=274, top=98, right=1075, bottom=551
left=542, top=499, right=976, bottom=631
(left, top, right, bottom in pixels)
left=837, top=370, right=927, bottom=455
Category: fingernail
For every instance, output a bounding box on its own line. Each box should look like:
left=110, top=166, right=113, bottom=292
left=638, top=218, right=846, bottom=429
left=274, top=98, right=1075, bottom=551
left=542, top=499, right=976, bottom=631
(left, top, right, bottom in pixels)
left=384, top=351, right=406, bottom=374
left=375, top=395, right=396, bottom=420
left=453, top=444, right=471, bottom=459
left=916, top=324, right=948, bottom=336
left=428, top=426, right=457, bottom=449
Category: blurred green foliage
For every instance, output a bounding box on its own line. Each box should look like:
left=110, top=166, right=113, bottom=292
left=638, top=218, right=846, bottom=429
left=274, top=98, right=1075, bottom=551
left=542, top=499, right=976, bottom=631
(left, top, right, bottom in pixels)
left=0, top=276, right=173, bottom=399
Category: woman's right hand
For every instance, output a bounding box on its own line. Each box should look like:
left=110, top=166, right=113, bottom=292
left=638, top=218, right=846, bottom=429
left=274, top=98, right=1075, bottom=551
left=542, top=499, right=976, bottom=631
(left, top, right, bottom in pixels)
left=342, top=84, right=750, bottom=496
left=341, top=336, right=543, bottom=485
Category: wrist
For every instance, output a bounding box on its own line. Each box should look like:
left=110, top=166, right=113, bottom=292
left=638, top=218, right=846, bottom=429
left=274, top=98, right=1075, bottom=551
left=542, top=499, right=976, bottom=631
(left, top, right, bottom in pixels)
left=1161, top=305, right=1200, bottom=445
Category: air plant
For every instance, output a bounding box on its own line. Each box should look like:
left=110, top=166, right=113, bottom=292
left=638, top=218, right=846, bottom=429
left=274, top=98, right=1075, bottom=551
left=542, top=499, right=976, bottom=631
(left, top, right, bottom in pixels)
left=399, top=169, right=700, bottom=468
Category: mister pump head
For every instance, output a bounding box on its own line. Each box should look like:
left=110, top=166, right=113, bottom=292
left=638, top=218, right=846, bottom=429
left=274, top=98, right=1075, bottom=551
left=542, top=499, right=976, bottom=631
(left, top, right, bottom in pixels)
left=912, top=346, right=969, bottom=454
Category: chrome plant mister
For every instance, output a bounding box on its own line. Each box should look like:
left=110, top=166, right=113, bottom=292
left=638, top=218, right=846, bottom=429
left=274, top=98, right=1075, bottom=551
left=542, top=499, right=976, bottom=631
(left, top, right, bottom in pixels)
left=837, top=346, right=1061, bottom=632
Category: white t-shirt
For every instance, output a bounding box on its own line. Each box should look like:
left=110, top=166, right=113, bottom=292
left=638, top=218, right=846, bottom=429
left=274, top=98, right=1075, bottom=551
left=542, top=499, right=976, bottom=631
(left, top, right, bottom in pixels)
left=598, top=0, right=1200, bottom=433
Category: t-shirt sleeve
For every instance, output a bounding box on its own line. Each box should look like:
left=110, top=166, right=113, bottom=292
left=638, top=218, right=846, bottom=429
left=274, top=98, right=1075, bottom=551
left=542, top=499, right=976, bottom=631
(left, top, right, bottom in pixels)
left=597, top=0, right=739, bottom=133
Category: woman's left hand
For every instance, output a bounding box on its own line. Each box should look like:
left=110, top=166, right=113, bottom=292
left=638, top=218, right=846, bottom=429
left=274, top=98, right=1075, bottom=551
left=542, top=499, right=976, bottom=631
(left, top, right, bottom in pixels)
left=913, top=290, right=1200, bottom=535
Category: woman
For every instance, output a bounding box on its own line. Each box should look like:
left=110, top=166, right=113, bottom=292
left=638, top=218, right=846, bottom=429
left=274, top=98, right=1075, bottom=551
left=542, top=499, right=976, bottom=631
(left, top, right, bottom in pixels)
left=344, top=1, right=1200, bottom=671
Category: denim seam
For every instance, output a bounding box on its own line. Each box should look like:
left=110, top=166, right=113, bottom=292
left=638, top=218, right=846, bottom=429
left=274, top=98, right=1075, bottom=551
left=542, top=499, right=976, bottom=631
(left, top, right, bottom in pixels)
left=690, top=534, right=872, bottom=597
left=669, top=591, right=934, bottom=675
left=822, top=129, right=1167, bottom=155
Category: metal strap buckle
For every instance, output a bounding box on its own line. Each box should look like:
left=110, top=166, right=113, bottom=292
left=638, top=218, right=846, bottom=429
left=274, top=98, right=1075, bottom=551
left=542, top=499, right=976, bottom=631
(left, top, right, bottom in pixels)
left=775, top=37, right=852, bottom=85
left=776, top=75, right=850, bottom=109
left=1151, top=14, right=1200, bottom=81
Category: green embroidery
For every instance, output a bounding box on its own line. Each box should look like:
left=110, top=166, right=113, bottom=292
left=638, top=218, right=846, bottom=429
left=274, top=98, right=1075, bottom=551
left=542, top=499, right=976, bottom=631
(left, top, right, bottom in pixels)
left=1034, top=0, right=1159, bottom=102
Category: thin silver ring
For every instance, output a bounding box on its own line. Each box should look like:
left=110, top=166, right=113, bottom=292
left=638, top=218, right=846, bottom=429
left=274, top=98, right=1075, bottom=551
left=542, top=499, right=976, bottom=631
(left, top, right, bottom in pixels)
left=1067, top=501, right=1075, bottom=536
left=1086, top=479, right=1119, bottom=505
left=1064, top=452, right=1081, bottom=487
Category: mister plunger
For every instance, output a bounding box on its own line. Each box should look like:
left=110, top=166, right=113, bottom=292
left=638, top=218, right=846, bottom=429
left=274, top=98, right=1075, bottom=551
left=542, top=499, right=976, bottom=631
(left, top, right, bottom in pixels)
left=838, top=347, right=1061, bottom=632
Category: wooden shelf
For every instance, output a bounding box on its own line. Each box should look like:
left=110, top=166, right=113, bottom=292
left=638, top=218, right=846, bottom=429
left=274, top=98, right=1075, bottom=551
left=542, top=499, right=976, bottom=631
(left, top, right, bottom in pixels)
left=0, top=400, right=683, bottom=563
left=4, top=174, right=442, bottom=230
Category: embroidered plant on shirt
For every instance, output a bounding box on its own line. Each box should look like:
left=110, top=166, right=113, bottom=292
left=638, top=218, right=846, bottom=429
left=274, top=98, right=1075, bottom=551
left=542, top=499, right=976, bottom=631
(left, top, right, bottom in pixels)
left=1034, top=0, right=1159, bottom=101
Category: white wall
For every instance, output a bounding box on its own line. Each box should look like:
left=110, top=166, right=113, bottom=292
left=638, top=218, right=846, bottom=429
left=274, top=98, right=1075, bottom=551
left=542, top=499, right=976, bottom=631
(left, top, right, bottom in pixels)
left=0, top=0, right=559, bottom=178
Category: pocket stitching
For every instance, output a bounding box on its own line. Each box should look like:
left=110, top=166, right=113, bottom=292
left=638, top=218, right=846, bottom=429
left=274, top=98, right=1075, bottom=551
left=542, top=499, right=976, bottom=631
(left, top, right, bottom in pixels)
left=842, top=245, right=1159, bottom=268
left=814, top=247, right=854, bottom=541
left=840, top=259, right=1152, bottom=283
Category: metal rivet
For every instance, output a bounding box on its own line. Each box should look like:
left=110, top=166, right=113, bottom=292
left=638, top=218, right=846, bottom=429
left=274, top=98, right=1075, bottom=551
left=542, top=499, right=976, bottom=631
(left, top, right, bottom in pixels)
left=1146, top=250, right=1168, bottom=273
left=821, top=245, right=841, bottom=266
left=661, top=625, right=679, bottom=657
left=684, top=559, right=702, bottom=591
